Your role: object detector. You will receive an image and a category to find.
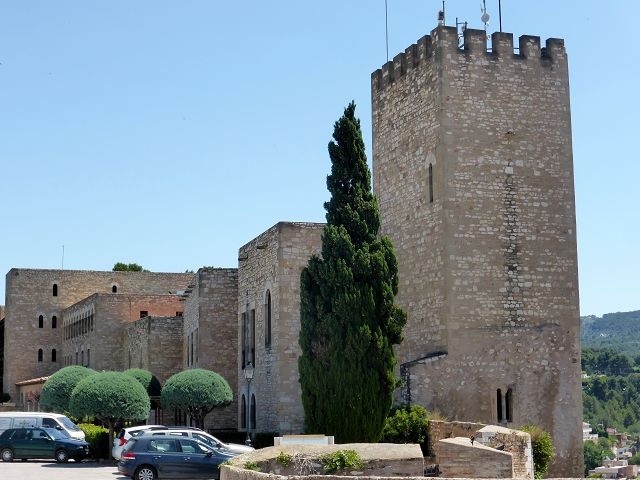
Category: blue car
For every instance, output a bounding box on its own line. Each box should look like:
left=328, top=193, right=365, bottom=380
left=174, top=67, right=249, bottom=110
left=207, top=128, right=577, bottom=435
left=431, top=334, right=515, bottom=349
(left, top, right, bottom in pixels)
left=0, top=427, right=89, bottom=463
left=118, top=434, right=236, bottom=480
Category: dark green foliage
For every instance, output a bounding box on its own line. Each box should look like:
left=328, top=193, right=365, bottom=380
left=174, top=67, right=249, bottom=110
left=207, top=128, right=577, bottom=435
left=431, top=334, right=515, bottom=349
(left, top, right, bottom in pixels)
left=321, top=450, right=364, bottom=473
left=161, top=369, right=232, bottom=429
left=582, top=371, right=640, bottom=433
left=298, top=102, right=407, bottom=443
left=124, top=368, right=162, bottom=397
left=113, top=262, right=147, bottom=272
left=521, top=425, right=555, bottom=479
left=581, top=311, right=640, bottom=356
left=69, top=371, right=150, bottom=444
left=582, top=347, right=633, bottom=376
left=583, top=439, right=613, bottom=474
left=40, top=365, right=96, bottom=412
left=381, top=404, right=430, bottom=445
left=79, top=423, right=110, bottom=459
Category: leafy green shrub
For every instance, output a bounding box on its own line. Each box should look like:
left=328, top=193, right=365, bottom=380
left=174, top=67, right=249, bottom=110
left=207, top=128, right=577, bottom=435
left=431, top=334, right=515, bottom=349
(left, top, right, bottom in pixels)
left=521, top=425, right=555, bottom=478
left=244, top=461, right=261, bottom=471
left=79, top=423, right=109, bottom=459
left=381, top=404, right=430, bottom=445
left=40, top=366, right=96, bottom=412
left=321, top=450, right=364, bottom=473
left=124, top=368, right=162, bottom=397
left=276, top=451, right=293, bottom=467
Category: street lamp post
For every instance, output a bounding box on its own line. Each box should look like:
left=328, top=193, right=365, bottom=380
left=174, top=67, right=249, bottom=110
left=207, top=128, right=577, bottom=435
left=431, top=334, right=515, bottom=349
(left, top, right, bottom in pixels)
left=243, top=361, right=254, bottom=446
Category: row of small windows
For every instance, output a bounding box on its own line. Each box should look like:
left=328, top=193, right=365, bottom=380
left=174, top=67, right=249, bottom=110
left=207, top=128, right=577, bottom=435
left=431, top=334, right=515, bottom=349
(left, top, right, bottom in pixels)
left=63, top=349, right=90, bottom=367
left=50, top=283, right=119, bottom=296
left=64, top=314, right=95, bottom=340
left=38, top=315, right=57, bottom=329
left=37, top=348, right=57, bottom=362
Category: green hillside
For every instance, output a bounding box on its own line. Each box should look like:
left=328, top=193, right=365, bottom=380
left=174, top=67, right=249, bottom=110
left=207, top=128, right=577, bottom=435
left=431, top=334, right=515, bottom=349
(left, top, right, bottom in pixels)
left=581, top=310, right=640, bottom=357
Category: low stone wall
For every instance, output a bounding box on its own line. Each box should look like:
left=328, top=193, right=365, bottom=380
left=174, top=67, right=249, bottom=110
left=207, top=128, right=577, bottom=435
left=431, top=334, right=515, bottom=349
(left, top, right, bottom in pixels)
left=222, top=444, right=424, bottom=479
left=438, top=438, right=513, bottom=478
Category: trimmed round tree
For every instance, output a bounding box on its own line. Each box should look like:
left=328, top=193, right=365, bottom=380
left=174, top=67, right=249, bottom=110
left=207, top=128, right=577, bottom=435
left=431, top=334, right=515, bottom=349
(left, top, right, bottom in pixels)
left=40, top=365, right=96, bottom=414
left=124, top=368, right=162, bottom=397
left=161, top=369, right=232, bottom=429
left=299, top=102, right=407, bottom=443
left=69, top=371, right=150, bottom=446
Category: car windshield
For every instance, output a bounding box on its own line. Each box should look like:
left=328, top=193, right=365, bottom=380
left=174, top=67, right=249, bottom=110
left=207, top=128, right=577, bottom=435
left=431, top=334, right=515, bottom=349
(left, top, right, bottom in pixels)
left=58, top=416, right=81, bottom=431
left=44, top=427, right=69, bottom=440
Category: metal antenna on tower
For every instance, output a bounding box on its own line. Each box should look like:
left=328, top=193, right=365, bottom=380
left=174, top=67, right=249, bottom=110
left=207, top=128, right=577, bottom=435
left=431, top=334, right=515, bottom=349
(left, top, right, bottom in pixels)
left=385, top=0, right=389, bottom=62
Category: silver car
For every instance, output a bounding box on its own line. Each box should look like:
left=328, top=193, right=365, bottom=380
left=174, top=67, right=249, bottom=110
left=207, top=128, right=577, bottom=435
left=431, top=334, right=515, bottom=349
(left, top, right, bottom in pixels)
left=112, top=425, right=166, bottom=460
left=137, top=427, right=254, bottom=455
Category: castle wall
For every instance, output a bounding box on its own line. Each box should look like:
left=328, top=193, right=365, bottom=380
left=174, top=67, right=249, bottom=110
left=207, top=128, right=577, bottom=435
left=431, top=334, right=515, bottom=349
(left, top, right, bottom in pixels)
left=237, top=222, right=323, bottom=435
left=183, top=267, right=239, bottom=431
left=372, top=26, right=582, bottom=477
left=125, top=315, right=184, bottom=384
left=3, top=268, right=193, bottom=400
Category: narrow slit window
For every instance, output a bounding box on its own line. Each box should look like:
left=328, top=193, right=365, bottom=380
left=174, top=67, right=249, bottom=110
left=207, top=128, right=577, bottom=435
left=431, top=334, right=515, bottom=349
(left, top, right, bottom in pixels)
left=51, top=349, right=57, bottom=362
left=112, top=285, right=117, bottom=293
left=428, top=163, right=434, bottom=203
left=52, top=284, right=58, bottom=296
left=38, top=315, right=44, bottom=329
left=52, top=315, right=57, bottom=329
left=497, top=388, right=503, bottom=422
left=265, top=290, right=272, bottom=349
left=506, top=388, right=513, bottom=423
left=38, top=349, right=43, bottom=362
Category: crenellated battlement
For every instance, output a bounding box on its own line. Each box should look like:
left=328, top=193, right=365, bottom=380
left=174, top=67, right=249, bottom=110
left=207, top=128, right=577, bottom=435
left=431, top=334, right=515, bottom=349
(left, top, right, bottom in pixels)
left=372, top=25, right=566, bottom=92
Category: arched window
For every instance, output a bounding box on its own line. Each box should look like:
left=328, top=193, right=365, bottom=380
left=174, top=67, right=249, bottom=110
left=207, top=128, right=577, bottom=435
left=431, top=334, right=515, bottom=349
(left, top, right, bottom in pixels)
left=112, top=285, right=117, bottom=293
left=505, top=388, right=513, bottom=423
left=51, top=349, right=57, bottom=362
left=250, top=394, right=256, bottom=430
left=38, top=315, right=44, bottom=328
left=240, top=395, right=247, bottom=429
left=81, top=350, right=84, bottom=366
left=52, top=284, right=58, bottom=296
left=38, top=349, right=43, bottom=362
left=428, top=163, right=434, bottom=203
left=265, top=290, right=272, bottom=349
left=496, top=388, right=503, bottom=422
left=52, top=315, right=57, bottom=329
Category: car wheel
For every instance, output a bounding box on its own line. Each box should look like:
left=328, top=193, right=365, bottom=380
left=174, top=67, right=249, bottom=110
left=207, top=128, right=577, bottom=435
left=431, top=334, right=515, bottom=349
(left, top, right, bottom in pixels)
left=55, top=448, right=70, bottom=463
left=1, top=448, right=14, bottom=462
left=134, top=465, right=157, bottom=480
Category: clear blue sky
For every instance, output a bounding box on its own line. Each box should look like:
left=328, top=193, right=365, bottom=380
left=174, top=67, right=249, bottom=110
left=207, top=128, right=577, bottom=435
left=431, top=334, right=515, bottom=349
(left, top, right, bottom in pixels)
left=1, top=1, right=637, bottom=317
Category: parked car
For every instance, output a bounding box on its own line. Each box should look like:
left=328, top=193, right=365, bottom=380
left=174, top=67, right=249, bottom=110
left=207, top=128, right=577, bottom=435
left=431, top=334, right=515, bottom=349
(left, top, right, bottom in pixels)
left=117, top=434, right=235, bottom=480
left=113, top=425, right=166, bottom=460
left=0, top=427, right=89, bottom=463
left=137, top=426, right=254, bottom=455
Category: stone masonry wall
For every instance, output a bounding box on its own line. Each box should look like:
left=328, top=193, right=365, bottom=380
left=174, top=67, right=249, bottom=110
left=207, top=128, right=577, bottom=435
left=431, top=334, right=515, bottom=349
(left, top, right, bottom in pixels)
left=3, top=268, right=193, bottom=399
left=372, top=26, right=582, bottom=477
left=237, top=222, right=323, bottom=435
left=183, top=267, right=239, bottom=431
left=125, top=315, right=183, bottom=383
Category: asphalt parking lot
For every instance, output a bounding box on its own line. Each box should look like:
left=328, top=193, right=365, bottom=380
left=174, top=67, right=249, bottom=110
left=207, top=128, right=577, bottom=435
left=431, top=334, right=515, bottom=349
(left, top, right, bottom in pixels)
left=0, top=460, right=125, bottom=479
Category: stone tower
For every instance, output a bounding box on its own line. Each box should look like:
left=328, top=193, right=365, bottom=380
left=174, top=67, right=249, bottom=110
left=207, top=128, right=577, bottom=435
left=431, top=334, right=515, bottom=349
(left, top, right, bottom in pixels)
left=372, top=26, right=582, bottom=476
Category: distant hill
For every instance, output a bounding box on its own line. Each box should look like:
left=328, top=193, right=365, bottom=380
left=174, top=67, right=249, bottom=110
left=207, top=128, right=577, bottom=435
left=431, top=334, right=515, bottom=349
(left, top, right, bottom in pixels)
left=581, top=310, right=640, bottom=357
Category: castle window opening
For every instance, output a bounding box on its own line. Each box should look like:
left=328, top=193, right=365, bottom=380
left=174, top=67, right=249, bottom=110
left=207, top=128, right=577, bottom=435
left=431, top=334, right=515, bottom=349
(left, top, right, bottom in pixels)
left=250, top=393, right=256, bottom=430
left=51, top=349, right=57, bottom=362
left=52, top=284, right=58, bottom=296
left=37, top=349, right=43, bottom=362
left=506, top=388, right=513, bottom=423
left=52, top=315, right=57, bottom=328
left=81, top=350, right=84, bottom=366
left=140, top=311, right=148, bottom=318
left=240, top=394, right=247, bottom=429
left=251, top=309, right=256, bottom=365
left=112, top=285, right=117, bottom=293
left=38, top=315, right=44, bottom=328
left=87, top=348, right=90, bottom=367
left=428, top=163, right=434, bottom=203
left=497, top=388, right=503, bottom=422
left=265, top=290, right=272, bottom=349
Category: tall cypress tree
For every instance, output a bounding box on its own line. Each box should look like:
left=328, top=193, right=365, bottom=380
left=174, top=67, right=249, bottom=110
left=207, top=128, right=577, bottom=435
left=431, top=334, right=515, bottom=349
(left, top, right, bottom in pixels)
left=299, top=102, right=407, bottom=442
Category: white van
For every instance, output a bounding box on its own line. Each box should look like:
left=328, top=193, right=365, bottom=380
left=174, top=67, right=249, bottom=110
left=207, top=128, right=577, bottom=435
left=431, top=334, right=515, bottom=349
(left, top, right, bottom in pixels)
left=0, top=412, right=85, bottom=440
